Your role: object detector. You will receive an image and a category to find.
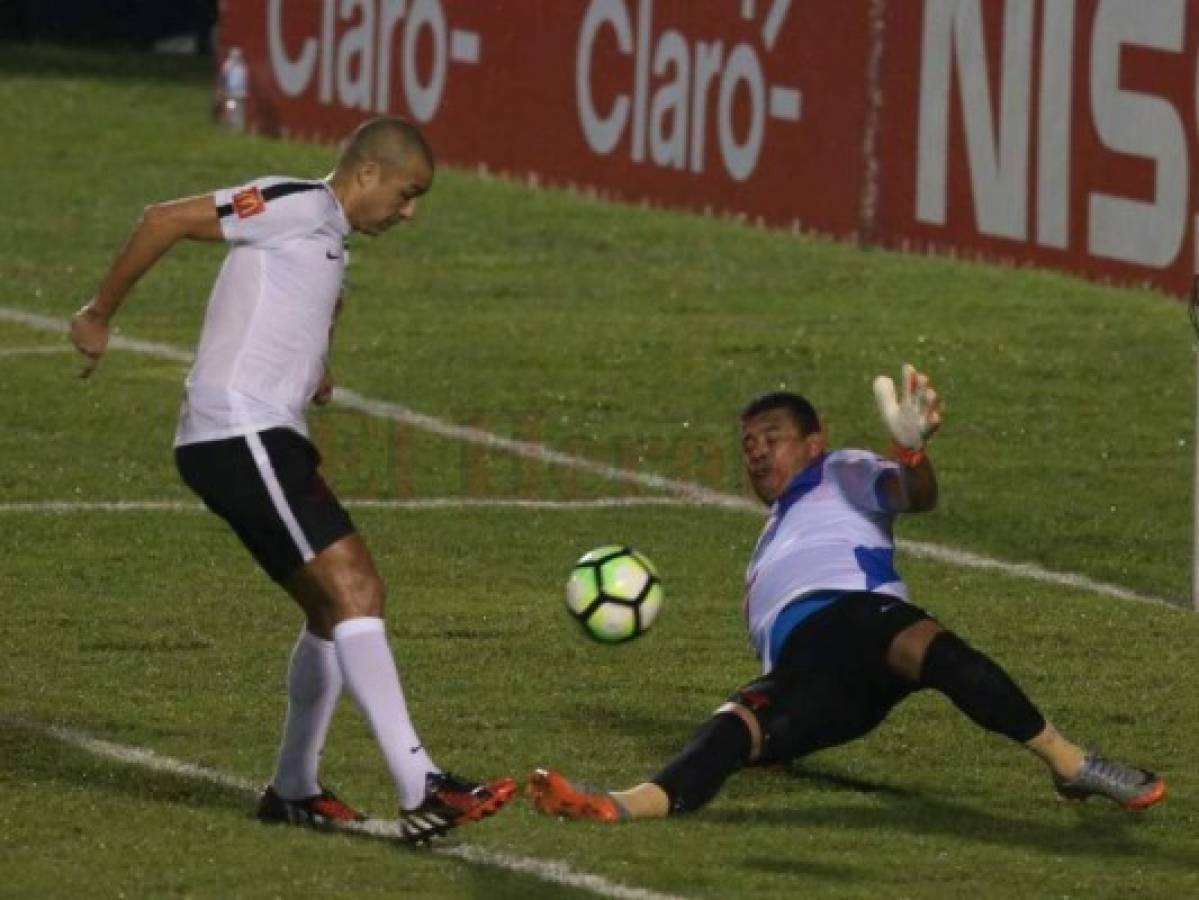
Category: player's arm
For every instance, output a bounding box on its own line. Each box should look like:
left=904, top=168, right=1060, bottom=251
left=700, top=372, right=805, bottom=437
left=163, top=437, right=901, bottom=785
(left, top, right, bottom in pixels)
left=883, top=448, right=938, bottom=513
left=70, top=194, right=223, bottom=377
left=873, top=363, right=942, bottom=514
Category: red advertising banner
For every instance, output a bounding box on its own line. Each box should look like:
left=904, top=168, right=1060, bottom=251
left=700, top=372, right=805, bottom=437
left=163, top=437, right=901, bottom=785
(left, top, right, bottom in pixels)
left=222, top=0, right=872, bottom=237
left=221, top=0, right=1199, bottom=296
left=876, top=0, right=1199, bottom=295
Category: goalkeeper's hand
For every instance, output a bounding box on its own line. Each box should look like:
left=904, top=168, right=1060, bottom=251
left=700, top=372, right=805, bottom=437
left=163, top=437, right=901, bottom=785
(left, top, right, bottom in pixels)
left=872, top=364, right=942, bottom=450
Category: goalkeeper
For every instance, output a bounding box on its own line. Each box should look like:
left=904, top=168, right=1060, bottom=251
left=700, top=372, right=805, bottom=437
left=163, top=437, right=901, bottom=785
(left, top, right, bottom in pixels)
left=530, top=366, right=1166, bottom=820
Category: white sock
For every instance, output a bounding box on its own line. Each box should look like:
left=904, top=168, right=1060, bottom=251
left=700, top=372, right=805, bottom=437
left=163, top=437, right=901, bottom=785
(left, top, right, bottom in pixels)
left=270, top=628, right=342, bottom=800
left=333, top=617, right=439, bottom=809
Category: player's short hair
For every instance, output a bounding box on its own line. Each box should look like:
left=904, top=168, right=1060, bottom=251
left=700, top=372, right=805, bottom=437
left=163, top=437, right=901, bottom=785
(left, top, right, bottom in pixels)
left=740, top=391, right=821, bottom=436
left=338, top=116, right=434, bottom=175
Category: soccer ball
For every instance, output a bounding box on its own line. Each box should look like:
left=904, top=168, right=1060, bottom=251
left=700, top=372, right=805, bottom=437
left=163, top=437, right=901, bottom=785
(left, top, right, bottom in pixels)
left=565, top=546, right=663, bottom=642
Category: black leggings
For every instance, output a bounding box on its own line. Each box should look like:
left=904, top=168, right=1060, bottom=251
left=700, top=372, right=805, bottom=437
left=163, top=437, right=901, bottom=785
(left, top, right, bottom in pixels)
left=652, top=594, right=1047, bottom=814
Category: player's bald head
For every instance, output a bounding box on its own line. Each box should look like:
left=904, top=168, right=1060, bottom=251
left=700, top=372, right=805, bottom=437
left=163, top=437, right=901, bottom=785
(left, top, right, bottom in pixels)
left=337, top=116, right=434, bottom=179
left=329, top=117, right=434, bottom=236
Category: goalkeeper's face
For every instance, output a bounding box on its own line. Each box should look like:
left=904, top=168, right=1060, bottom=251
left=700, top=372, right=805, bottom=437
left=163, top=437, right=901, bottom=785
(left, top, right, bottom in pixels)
left=740, top=409, right=825, bottom=504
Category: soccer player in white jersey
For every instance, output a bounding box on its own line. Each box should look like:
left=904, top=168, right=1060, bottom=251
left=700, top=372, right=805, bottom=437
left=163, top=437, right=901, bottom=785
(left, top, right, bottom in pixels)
left=69, top=116, right=516, bottom=843
left=529, top=366, right=1166, bottom=820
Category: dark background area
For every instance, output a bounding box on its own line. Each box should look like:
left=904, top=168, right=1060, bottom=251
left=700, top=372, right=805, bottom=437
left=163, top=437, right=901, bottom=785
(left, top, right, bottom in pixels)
left=0, top=0, right=219, bottom=51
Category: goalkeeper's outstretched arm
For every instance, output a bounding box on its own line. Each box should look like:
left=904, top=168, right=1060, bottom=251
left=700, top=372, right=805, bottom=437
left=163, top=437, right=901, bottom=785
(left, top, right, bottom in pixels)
left=873, top=363, right=942, bottom=513
left=890, top=448, right=938, bottom=513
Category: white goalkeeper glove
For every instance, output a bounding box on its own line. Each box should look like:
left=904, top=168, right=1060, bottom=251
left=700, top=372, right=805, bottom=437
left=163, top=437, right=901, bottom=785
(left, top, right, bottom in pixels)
left=872, top=363, right=941, bottom=451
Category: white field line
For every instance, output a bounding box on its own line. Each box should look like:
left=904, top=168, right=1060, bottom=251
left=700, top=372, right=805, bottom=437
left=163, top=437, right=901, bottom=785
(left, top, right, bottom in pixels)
left=898, top=540, right=1167, bottom=606
left=0, top=497, right=709, bottom=514
left=0, top=304, right=1180, bottom=610
left=0, top=306, right=193, bottom=363
left=335, top=388, right=757, bottom=511
left=0, top=345, right=73, bottom=357
left=11, top=717, right=686, bottom=900
left=346, top=496, right=706, bottom=511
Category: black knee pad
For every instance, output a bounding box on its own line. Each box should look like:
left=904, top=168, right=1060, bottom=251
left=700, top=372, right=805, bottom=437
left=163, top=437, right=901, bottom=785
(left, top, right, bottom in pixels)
left=920, top=631, right=1046, bottom=743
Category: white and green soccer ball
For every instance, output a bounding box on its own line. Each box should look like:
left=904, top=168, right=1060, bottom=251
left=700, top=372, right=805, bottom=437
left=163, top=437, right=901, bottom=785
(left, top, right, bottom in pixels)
left=565, top=546, right=663, bottom=643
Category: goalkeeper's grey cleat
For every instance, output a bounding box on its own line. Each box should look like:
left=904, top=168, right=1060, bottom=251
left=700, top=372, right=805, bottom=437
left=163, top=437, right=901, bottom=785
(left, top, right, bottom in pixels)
left=1053, top=753, right=1166, bottom=810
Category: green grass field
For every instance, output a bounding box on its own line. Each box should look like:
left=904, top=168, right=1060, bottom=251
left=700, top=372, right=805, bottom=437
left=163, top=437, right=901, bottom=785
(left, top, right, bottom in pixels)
left=1, top=44, right=1197, bottom=899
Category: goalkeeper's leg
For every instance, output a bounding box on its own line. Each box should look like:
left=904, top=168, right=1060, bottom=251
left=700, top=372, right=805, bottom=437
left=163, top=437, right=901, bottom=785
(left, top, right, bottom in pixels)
left=893, top=622, right=1079, bottom=773
left=898, top=621, right=1165, bottom=808
left=529, top=667, right=898, bottom=821
left=528, top=705, right=754, bottom=821
left=531, top=599, right=919, bottom=821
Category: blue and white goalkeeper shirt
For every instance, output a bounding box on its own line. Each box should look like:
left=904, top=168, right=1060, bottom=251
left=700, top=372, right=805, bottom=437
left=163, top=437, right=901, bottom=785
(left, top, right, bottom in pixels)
left=744, top=449, right=909, bottom=670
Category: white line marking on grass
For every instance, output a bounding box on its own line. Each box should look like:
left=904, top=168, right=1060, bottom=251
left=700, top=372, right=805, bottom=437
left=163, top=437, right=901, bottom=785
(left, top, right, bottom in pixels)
left=0, top=345, right=73, bottom=358
left=0, top=497, right=710, bottom=514
left=40, top=720, right=257, bottom=792
left=335, top=388, right=759, bottom=511
left=0, top=499, right=202, bottom=513
left=348, top=496, right=708, bottom=511
left=0, top=306, right=194, bottom=363
left=0, top=304, right=1181, bottom=609
left=899, top=540, right=1170, bottom=607
left=12, top=718, right=686, bottom=900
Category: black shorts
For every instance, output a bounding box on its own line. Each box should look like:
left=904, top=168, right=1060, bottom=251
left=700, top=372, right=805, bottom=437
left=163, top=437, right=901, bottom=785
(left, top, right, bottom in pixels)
left=735, top=592, right=933, bottom=765
left=175, top=428, right=355, bottom=582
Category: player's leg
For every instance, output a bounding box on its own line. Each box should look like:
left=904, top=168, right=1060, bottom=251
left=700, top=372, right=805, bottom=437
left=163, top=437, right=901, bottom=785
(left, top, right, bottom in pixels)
left=289, top=526, right=517, bottom=840
left=890, top=618, right=1165, bottom=809
left=208, top=428, right=441, bottom=813
left=528, top=700, right=757, bottom=822
left=178, top=429, right=515, bottom=836
left=270, top=436, right=515, bottom=839
left=530, top=598, right=902, bottom=821
left=176, top=431, right=364, bottom=825
left=285, top=533, right=439, bottom=807
left=887, top=618, right=1054, bottom=750
left=266, top=624, right=343, bottom=802
left=529, top=664, right=895, bottom=821
left=634, top=699, right=759, bottom=817
left=889, top=617, right=1083, bottom=774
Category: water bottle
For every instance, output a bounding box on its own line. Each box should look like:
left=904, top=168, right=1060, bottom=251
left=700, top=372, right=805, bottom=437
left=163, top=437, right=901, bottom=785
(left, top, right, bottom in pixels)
left=218, top=47, right=249, bottom=131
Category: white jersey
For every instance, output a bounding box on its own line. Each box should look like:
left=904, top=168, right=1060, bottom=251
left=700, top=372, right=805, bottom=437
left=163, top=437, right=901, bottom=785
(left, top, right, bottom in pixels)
left=174, top=176, right=351, bottom=447
left=744, top=449, right=909, bottom=667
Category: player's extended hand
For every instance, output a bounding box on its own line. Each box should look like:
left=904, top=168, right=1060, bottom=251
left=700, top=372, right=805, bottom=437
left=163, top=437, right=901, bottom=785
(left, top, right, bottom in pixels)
left=69, top=302, right=110, bottom=378
left=313, top=368, right=334, bottom=405
left=872, top=363, right=942, bottom=449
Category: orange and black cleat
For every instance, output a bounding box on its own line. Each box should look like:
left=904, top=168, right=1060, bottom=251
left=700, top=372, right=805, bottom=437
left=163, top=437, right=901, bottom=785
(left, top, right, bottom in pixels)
left=398, top=772, right=518, bottom=845
left=527, top=768, right=625, bottom=822
left=257, top=785, right=366, bottom=828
